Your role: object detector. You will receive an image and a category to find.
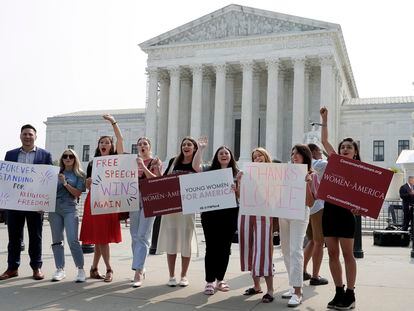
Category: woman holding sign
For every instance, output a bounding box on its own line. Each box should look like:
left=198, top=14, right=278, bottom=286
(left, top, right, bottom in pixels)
left=130, top=137, right=162, bottom=288
left=320, top=107, right=358, bottom=310
left=157, top=136, right=204, bottom=287
left=279, top=144, right=318, bottom=307
left=238, top=147, right=275, bottom=304
left=201, top=145, right=239, bottom=295
left=80, top=114, right=124, bottom=283
left=49, top=149, right=86, bottom=282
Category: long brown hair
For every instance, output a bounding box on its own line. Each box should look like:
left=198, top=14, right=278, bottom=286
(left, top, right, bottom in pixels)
left=210, top=146, right=239, bottom=177
left=291, top=144, right=313, bottom=171
left=94, top=135, right=116, bottom=157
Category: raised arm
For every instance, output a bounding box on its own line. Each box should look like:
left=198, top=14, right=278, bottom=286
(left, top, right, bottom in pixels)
left=192, top=136, right=208, bottom=172
left=103, top=114, right=124, bottom=154
left=320, top=107, right=336, bottom=156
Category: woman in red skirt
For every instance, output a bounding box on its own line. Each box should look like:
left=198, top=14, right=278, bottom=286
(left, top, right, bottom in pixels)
left=80, top=114, right=124, bottom=282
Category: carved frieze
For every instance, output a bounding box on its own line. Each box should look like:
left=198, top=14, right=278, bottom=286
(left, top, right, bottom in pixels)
left=153, top=11, right=325, bottom=46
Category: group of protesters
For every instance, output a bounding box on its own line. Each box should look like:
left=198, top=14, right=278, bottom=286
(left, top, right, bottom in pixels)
left=0, top=107, right=359, bottom=310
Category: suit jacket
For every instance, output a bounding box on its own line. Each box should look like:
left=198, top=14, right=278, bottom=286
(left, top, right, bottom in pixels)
left=5, top=147, right=53, bottom=165
left=399, top=183, right=414, bottom=210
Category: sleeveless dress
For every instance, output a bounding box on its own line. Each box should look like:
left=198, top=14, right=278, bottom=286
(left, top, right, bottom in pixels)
left=79, top=162, right=122, bottom=244
left=156, top=158, right=198, bottom=257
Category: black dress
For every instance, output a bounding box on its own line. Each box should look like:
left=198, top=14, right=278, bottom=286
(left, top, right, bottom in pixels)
left=322, top=201, right=355, bottom=238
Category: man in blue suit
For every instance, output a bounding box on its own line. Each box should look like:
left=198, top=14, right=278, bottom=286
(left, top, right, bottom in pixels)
left=0, top=124, right=52, bottom=280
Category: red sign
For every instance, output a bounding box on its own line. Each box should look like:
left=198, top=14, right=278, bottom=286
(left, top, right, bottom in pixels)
left=140, top=174, right=182, bottom=217
left=317, top=154, right=393, bottom=219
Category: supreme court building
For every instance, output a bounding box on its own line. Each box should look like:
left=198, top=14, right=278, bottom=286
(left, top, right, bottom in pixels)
left=45, top=4, right=414, bottom=169
left=140, top=4, right=357, bottom=162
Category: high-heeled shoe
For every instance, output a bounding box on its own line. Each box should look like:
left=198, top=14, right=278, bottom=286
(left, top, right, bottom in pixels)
left=132, top=269, right=145, bottom=288
left=104, top=269, right=113, bottom=282
left=89, top=266, right=104, bottom=279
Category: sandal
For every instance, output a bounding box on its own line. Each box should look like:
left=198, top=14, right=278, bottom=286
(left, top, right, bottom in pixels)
left=243, top=287, right=263, bottom=296
left=104, top=269, right=113, bottom=282
left=204, top=282, right=215, bottom=295
left=261, top=293, right=274, bottom=303
left=216, top=281, right=230, bottom=292
left=89, top=266, right=104, bottom=279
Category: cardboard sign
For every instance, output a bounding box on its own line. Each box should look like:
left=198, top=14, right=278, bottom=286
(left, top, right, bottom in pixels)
left=0, top=160, right=59, bottom=212
left=91, top=154, right=139, bottom=215
left=239, top=163, right=307, bottom=220
left=317, top=154, right=393, bottom=219
left=179, top=168, right=237, bottom=214
left=140, top=174, right=182, bottom=217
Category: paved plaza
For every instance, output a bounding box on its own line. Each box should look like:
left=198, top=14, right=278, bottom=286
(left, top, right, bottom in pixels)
left=0, top=222, right=413, bottom=310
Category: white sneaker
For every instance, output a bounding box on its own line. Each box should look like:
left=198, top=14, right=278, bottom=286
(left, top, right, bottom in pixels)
left=282, top=288, right=294, bottom=299
left=52, top=268, right=66, bottom=281
left=179, top=277, right=189, bottom=287
left=288, top=294, right=302, bottom=307
left=75, top=268, right=86, bottom=283
left=167, top=277, right=177, bottom=287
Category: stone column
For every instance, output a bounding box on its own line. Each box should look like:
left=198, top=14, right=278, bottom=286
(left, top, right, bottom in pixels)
left=251, top=72, right=260, bottom=148
left=190, top=65, right=203, bottom=139
left=166, top=66, right=180, bottom=158
left=320, top=55, right=335, bottom=143
left=213, top=63, right=227, bottom=150
left=178, top=76, right=191, bottom=140
left=202, top=76, right=213, bottom=159
left=292, top=57, right=306, bottom=145
left=156, top=75, right=169, bottom=160
left=145, top=67, right=159, bottom=142
left=240, top=61, right=254, bottom=161
left=225, top=74, right=235, bottom=150
left=265, top=59, right=279, bottom=159
left=304, top=67, right=310, bottom=133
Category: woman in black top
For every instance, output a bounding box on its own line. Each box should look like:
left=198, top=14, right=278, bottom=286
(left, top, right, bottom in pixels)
left=320, top=107, right=359, bottom=310
left=201, top=145, right=239, bottom=295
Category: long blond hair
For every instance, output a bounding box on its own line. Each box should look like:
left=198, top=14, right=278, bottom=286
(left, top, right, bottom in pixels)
left=59, top=149, right=86, bottom=178
left=251, top=147, right=272, bottom=163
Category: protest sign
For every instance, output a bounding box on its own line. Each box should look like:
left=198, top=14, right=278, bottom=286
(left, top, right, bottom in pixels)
left=0, top=160, right=59, bottom=212
left=90, top=154, right=139, bottom=215
left=239, top=162, right=307, bottom=220
left=179, top=168, right=237, bottom=214
left=140, top=174, right=182, bottom=217
left=317, top=154, right=393, bottom=219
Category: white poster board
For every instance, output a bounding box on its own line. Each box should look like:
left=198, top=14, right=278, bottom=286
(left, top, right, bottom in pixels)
left=91, top=154, right=139, bottom=215
left=239, top=162, right=307, bottom=220
left=0, top=160, right=59, bottom=212
left=179, top=168, right=237, bottom=214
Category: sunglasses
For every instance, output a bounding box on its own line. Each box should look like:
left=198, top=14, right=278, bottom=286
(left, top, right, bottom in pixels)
left=62, top=154, right=75, bottom=160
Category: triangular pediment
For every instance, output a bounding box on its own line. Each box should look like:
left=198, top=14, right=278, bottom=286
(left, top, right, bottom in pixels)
left=140, top=4, right=339, bottom=48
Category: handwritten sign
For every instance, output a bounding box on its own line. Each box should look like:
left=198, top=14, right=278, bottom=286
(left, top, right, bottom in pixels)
left=90, top=154, right=139, bottom=215
left=0, top=160, right=59, bottom=212
left=179, top=168, right=237, bottom=214
left=140, top=174, right=182, bottom=217
left=239, top=163, right=307, bottom=220
left=317, top=154, right=393, bottom=219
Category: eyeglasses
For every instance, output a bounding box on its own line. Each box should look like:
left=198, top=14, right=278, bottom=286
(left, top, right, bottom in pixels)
left=62, top=154, right=75, bottom=160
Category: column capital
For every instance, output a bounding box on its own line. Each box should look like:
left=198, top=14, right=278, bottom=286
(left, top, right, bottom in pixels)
left=320, top=55, right=335, bottom=67
left=167, top=66, right=181, bottom=78
left=265, top=58, right=280, bottom=69
left=292, top=57, right=306, bottom=67
left=214, top=63, right=227, bottom=74
left=146, top=67, right=159, bottom=79
left=190, top=64, right=203, bottom=75
left=241, top=60, right=255, bottom=71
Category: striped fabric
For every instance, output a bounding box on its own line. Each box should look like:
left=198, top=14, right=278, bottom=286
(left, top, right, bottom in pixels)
left=239, top=214, right=274, bottom=277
